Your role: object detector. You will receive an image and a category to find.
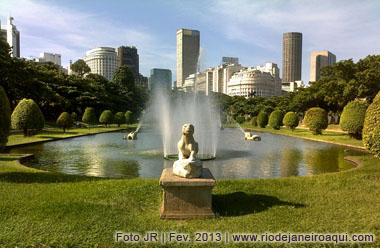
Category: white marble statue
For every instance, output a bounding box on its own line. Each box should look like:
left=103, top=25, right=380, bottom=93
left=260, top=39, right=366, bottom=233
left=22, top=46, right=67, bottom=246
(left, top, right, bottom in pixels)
left=125, top=130, right=137, bottom=140
left=173, top=124, right=203, bottom=178
left=244, top=132, right=261, bottom=141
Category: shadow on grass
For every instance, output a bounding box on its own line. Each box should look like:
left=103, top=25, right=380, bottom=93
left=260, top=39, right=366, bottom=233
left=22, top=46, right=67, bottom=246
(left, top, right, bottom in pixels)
left=0, top=157, right=19, bottom=162
left=0, top=171, right=106, bottom=184
left=213, top=192, right=306, bottom=216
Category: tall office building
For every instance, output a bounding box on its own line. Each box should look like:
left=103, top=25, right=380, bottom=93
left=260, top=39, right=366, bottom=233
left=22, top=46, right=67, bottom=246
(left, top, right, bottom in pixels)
left=310, top=50, right=336, bottom=82
left=176, top=28, right=200, bottom=88
left=149, top=68, right=172, bottom=90
left=0, top=17, right=20, bottom=57
left=282, top=32, right=302, bottom=83
left=117, top=46, right=139, bottom=75
left=83, top=47, right=120, bottom=81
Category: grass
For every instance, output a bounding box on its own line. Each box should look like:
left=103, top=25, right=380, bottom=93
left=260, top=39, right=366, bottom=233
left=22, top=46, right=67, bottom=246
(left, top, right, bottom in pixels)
left=0, top=152, right=379, bottom=247
left=228, top=122, right=365, bottom=148
left=6, top=124, right=137, bottom=147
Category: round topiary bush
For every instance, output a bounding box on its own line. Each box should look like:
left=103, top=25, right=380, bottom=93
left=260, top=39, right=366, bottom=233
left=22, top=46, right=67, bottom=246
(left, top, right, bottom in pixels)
left=125, top=111, right=134, bottom=125
left=235, top=116, right=245, bottom=124
left=11, top=99, right=45, bottom=136
left=99, top=110, right=113, bottom=128
left=71, top=112, right=78, bottom=122
left=304, top=107, right=328, bottom=135
left=363, top=91, right=380, bottom=157
left=340, top=100, right=369, bottom=139
left=283, top=112, right=299, bottom=131
left=114, top=112, right=126, bottom=127
left=268, top=110, right=284, bottom=130
left=82, top=107, right=97, bottom=129
left=56, top=112, right=73, bottom=133
left=0, top=86, right=11, bottom=150
left=251, top=116, right=258, bottom=127
left=257, top=112, right=268, bottom=128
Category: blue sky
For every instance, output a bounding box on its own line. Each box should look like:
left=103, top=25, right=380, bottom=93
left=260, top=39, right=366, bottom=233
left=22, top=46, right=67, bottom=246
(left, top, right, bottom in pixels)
left=1, top=0, right=380, bottom=83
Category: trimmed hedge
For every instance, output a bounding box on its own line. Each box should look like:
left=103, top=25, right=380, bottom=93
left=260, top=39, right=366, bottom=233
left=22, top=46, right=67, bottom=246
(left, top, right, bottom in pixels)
left=257, top=112, right=268, bottom=128
left=283, top=112, right=299, bottom=131
left=71, top=112, right=78, bottom=122
left=251, top=116, right=258, bottom=127
left=363, top=91, right=380, bottom=157
left=0, top=86, right=11, bottom=150
left=340, top=100, right=369, bottom=139
left=268, top=110, right=284, bottom=130
left=304, top=107, right=328, bottom=135
left=114, top=112, right=126, bottom=127
left=99, top=110, right=113, bottom=128
left=235, top=116, right=245, bottom=124
left=56, top=112, right=73, bottom=133
left=125, top=111, right=134, bottom=125
left=82, top=107, right=97, bottom=129
left=11, top=99, right=45, bottom=136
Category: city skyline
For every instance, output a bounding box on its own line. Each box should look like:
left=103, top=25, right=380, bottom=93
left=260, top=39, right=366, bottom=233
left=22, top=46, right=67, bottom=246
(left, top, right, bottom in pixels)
left=1, top=0, right=380, bottom=84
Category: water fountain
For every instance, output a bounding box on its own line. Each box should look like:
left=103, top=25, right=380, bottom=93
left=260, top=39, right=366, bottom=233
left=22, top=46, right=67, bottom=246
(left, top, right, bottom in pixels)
left=150, top=88, right=220, bottom=160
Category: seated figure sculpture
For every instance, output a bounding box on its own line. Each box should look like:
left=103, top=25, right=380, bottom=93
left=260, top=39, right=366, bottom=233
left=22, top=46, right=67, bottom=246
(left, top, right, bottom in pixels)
left=172, top=124, right=203, bottom=178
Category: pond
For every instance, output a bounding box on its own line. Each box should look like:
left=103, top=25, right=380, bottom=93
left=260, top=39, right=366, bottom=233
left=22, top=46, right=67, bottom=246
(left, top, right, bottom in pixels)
left=8, top=128, right=366, bottom=179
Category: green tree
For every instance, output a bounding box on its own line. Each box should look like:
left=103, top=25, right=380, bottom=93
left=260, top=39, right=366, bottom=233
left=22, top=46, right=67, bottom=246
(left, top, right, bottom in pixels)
left=71, top=59, right=91, bottom=77
left=340, top=100, right=369, bottom=139
left=251, top=116, right=258, bottom=127
left=257, top=111, right=268, bottom=128
left=82, top=107, right=97, bottom=129
left=235, top=116, right=245, bottom=124
left=304, top=107, right=328, bottom=135
left=283, top=112, right=299, bottom=131
left=71, top=112, right=78, bottom=122
left=99, top=110, right=113, bottom=128
left=11, top=99, right=45, bottom=136
left=0, top=86, right=11, bottom=150
left=362, top=91, right=380, bottom=157
left=125, top=111, right=134, bottom=125
left=114, top=112, right=126, bottom=127
left=113, top=66, right=135, bottom=91
left=56, top=112, right=73, bottom=133
left=268, top=110, right=284, bottom=130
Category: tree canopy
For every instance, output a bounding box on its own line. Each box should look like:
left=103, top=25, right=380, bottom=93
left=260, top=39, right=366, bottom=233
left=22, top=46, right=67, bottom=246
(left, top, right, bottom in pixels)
left=71, top=59, right=91, bottom=76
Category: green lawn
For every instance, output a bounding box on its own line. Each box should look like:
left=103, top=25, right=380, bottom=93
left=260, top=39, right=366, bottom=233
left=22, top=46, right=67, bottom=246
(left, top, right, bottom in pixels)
left=6, top=124, right=137, bottom=147
left=0, top=152, right=379, bottom=247
left=228, top=122, right=365, bottom=148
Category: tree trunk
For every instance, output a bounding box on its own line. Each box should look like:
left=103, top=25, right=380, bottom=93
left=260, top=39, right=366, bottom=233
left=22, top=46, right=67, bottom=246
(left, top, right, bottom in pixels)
left=63, top=127, right=66, bottom=133
left=23, top=128, right=28, bottom=137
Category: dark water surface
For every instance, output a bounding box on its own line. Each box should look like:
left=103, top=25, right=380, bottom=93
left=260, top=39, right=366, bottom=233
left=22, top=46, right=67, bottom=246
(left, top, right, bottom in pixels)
left=8, top=128, right=366, bottom=179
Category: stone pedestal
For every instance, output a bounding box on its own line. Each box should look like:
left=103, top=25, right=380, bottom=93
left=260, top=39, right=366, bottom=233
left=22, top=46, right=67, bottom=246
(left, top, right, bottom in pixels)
left=159, top=168, right=216, bottom=219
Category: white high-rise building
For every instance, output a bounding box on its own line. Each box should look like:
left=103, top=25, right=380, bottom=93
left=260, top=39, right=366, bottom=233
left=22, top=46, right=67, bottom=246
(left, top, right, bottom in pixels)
left=83, top=47, right=120, bottom=81
left=36, top=52, right=61, bottom=66
left=204, top=61, right=243, bottom=95
left=1, top=17, right=20, bottom=58
left=227, top=67, right=279, bottom=98
left=255, top=63, right=281, bottom=95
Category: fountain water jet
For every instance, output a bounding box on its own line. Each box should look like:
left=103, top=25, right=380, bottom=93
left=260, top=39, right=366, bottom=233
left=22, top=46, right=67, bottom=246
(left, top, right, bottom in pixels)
left=151, top=88, right=220, bottom=160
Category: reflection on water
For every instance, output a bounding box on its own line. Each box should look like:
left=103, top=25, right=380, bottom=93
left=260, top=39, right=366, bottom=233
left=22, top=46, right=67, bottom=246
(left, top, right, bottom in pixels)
left=9, top=128, right=367, bottom=179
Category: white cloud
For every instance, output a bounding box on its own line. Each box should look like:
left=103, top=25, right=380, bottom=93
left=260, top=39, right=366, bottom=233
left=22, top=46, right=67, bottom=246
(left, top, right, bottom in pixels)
left=0, top=0, right=176, bottom=76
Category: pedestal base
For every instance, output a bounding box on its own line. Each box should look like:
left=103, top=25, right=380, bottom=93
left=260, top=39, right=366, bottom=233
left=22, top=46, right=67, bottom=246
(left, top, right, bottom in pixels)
left=159, top=168, right=216, bottom=219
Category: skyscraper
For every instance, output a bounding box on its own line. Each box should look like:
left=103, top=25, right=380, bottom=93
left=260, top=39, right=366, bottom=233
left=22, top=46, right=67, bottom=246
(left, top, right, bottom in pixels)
left=176, top=29, right=200, bottom=88
left=83, top=47, right=120, bottom=81
left=0, top=17, right=20, bottom=58
left=282, top=32, right=302, bottom=83
left=310, top=50, right=336, bottom=82
left=149, top=68, right=172, bottom=90
left=117, top=46, right=139, bottom=76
